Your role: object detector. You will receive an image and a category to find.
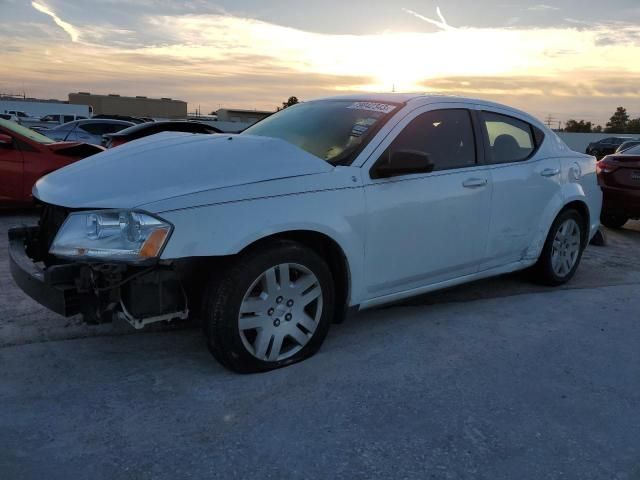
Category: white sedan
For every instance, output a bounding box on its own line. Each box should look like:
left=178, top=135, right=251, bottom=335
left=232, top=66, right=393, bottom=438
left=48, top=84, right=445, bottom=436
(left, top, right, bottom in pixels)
left=9, top=94, right=602, bottom=373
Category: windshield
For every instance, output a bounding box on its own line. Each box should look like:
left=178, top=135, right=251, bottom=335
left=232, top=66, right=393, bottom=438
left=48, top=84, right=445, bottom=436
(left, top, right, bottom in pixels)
left=0, top=118, right=55, bottom=144
left=243, top=100, right=399, bottom=164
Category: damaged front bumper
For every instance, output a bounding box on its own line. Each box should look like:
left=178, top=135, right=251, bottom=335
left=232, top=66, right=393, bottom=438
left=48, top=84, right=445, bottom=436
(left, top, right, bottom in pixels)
left=9, top=225, right=189, bottom=327
left=9, top=226, right=83, bottom=317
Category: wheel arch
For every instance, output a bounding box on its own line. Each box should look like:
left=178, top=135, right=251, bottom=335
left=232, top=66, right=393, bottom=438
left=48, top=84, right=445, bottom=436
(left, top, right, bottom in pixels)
left=559, top=200, right=590, bottom=245
left=526, top=196, right=592, bottom=262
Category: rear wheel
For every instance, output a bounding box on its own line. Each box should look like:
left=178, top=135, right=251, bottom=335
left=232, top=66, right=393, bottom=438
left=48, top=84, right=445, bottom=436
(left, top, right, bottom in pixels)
left=534, top=209, right=585, bottom=286
left=600, top=214, right=628, bottom=229
left=202, top=240, right=335, bottom=373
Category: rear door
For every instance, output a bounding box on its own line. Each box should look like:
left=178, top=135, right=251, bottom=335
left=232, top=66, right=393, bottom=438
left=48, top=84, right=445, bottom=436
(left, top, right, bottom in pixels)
left=478, top=109, right=561, bottom=270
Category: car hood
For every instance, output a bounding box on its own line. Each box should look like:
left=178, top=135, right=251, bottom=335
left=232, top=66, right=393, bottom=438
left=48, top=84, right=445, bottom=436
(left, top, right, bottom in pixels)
left=33, top=133, right=333, bottom=209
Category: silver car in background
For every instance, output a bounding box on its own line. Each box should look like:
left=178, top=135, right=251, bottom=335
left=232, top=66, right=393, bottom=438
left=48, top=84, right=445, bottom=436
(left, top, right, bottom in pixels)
left=44, top=119, right=134, bottom=145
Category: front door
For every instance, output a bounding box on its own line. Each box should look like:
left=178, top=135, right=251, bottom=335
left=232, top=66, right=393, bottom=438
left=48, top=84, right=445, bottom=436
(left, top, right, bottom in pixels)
left=363, top=107, right=492, bottom=298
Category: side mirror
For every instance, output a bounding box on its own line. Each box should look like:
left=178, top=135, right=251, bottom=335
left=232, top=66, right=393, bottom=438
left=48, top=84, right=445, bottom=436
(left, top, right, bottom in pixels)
left=373, top=150, right=434, bottom=179
left=0, top=133, right=13, bottom=147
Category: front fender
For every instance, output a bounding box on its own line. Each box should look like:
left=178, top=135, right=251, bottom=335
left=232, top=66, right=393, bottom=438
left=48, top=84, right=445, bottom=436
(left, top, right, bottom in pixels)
left=158, top=187, right=369, bottom=305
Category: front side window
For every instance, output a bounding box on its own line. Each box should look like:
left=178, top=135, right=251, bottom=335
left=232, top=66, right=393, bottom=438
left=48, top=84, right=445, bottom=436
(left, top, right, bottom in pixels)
left=383, top=109, right=476, bottom=172
left=482, top=112, right=535, bottom=164
left=243, top=100, right=399, bottom=164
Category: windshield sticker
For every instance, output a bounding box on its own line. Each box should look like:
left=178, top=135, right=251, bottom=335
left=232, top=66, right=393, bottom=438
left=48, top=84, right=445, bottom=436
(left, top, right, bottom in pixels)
left=347, top=102, right=397, bottom=114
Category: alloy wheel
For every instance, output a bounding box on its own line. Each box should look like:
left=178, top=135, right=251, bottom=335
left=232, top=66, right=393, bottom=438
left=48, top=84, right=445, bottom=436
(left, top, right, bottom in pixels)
left=238, top=263, right=323, bottom=362
left=551, top=219, right=581, bottom=277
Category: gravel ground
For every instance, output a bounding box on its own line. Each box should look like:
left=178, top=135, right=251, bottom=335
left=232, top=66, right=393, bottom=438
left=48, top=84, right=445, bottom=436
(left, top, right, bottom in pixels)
left=1, top=284, right=639, bottom=479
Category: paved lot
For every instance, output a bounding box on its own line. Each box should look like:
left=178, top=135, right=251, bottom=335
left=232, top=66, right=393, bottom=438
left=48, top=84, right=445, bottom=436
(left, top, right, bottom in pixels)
left=1, top=209, right=640, bottom=479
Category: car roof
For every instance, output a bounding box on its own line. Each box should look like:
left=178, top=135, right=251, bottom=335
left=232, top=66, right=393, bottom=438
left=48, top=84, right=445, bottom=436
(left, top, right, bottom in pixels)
left=77, top=119, right=134, bottom=125
left=310, top=93, right=544, bottom=127
left=56, top=118, right=134, bottom=129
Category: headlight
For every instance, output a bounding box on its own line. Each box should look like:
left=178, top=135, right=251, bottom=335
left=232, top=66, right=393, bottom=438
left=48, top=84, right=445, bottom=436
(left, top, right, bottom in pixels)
left=49, top=210, right=172, bottom=262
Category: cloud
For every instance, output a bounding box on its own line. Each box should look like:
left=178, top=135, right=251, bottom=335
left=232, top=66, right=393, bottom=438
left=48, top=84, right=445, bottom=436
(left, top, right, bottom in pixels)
left=31, top=1, right=80, bottom=42
left=528, top=4, right=560, bottom=12
left=4, top=5, right=640, bottom=122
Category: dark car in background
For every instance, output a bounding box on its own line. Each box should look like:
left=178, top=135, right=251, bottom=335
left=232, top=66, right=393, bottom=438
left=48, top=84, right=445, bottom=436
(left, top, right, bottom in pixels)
left=586, top=137, right=632, bottom=159
left=102, top=121, right=222, bottom=148
left=615, top=140, right=640, bottom=153
left=597, top=144, right=640, bottom=228
left=0, top=119, right=103, bottom=205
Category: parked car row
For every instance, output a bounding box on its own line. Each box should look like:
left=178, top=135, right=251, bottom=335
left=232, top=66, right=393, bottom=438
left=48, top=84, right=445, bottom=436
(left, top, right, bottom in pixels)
left=586, top=136, right=640, bottom=159
left=0, top=117, right=224, bottom=205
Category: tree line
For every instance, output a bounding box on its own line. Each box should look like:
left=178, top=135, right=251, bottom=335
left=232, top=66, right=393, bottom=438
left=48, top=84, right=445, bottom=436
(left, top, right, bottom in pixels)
left=563, top=107, right=640, bottom=134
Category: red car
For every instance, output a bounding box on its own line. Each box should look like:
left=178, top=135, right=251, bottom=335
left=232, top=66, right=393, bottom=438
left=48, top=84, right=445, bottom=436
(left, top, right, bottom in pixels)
left=0, top=119, right=103, bottom=206
left=597, top=144, right=640, bottom=228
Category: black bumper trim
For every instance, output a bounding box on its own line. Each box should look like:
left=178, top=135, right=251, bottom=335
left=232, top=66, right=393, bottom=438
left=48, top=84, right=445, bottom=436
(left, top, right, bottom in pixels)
left=9, top=226, right=82, bottom=317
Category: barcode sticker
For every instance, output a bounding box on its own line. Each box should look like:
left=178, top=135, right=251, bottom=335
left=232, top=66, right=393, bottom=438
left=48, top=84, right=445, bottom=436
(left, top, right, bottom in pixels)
left=347, top=102, right=397, bottom=114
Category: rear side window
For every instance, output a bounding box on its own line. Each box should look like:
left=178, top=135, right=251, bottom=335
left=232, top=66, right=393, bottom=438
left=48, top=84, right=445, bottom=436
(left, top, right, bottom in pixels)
left=481, top=112, right=540, bottom=164
left=64, top=115, right=75, bottom=123
left=386, top=109, right=477, bottom=172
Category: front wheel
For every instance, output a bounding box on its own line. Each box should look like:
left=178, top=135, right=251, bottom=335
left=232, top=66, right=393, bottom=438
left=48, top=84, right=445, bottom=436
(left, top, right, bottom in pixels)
left=202, top=240, right=335, bottom=373
left=533, top=210, right=585, bottom=286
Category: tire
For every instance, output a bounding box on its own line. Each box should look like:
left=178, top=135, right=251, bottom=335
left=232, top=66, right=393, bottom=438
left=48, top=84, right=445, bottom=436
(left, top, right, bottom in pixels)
left=533, top=209, right=585, bottom=286
left=202, top=240, right=335, bottom=373
left=600, top=214, right=628, bottom=229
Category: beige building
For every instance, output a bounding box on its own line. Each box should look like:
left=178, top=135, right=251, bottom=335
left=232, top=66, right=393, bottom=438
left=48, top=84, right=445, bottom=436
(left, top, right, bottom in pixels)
left=215, top=108, right=273, bottom=124
left=68, top=92, right=187, bottom=119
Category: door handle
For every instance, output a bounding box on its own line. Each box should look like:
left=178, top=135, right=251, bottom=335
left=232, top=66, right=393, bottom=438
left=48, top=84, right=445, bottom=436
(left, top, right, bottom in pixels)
left=541, top=168, right=560, bottom=177
left=462, top=178, right=488, bottom=188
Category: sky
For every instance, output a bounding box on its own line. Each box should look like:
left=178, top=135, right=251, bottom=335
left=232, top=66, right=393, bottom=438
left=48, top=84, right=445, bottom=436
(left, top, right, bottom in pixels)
left=1, top=0, right=640, bottom=125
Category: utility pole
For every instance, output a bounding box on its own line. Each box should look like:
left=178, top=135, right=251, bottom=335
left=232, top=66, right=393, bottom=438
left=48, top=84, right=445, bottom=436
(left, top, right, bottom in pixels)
left=545, top=114, right=557, bottom=129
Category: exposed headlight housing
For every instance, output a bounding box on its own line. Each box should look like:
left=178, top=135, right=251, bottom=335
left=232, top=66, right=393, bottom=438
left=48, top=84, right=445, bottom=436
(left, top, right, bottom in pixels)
left=49, top=210, right=172, bottom=263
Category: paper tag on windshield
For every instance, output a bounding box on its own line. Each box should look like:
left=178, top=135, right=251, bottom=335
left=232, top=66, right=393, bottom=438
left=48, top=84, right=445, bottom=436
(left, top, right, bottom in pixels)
left=347, top=102, right=397, bottom=114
